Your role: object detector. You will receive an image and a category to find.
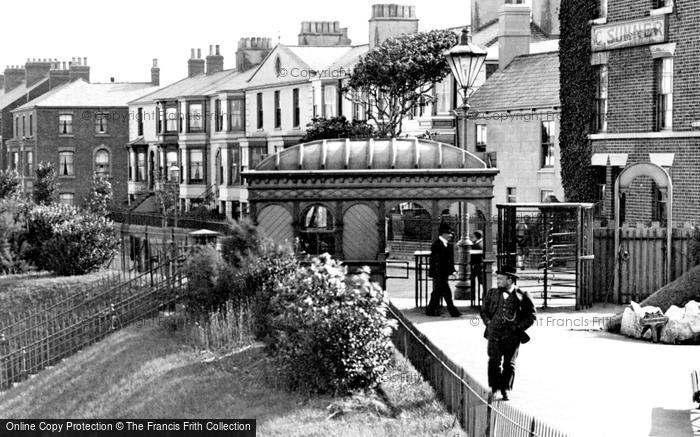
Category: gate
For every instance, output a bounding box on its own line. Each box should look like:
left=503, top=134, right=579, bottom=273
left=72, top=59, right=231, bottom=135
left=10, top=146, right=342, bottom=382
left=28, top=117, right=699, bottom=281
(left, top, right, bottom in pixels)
left=497, top=203, right=595, bottom=310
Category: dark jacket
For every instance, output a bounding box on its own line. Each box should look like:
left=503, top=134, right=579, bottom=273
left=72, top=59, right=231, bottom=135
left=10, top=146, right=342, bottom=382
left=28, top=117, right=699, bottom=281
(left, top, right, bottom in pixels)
left=480, top=286, right=537, bottom=343
left=428, top=238, right=455, bottom=279
left=470, top=239, right=484, bottom=266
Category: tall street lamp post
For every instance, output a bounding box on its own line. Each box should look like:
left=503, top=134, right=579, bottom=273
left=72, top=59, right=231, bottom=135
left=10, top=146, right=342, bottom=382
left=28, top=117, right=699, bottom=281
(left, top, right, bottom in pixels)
left=444, top=27, right=487, bottom=299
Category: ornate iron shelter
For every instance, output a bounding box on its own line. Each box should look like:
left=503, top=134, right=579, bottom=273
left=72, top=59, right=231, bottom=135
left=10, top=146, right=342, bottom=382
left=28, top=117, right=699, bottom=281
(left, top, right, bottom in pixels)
left=243, top=138, right=498, bottom=289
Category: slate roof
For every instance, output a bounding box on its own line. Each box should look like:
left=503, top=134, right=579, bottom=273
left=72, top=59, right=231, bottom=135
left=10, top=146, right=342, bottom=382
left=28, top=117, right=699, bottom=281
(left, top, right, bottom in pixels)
left=284, top=45, right=357, bottom=72
left=15, top=79, right=159, bottom=110
left=130, top=67, right=254, bottom=105
left=0, top=79, right=48, bottom=110
left=327, top=44, right=370, bottom=73
left=468, top=51, right=560, bottom=112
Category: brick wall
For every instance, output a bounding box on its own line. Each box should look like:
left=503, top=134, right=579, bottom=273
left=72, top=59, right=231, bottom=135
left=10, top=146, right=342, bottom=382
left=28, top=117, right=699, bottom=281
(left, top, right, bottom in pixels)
left=591, top=0, right=700, bottom=224
left=35, top=107, right=129, bottom=207
left=594, top=137, right=700, bottom=224
left=604, top=1, right=700, bottom=133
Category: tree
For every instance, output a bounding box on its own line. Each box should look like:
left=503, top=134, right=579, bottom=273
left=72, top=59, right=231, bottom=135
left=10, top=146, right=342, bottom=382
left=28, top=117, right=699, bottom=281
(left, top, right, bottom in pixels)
left=559, top=0, right=598, bottom=201
left=34, top=162, right=58, bottom=205
left=0, top=170, right=21, bottom=200
left=300, top=116, right=376, bottom=143
left=345, top=29, right=458, bottom=138
left=84, top=174, right=113, bottom=215
left=154, top=168, right=179, bottom=227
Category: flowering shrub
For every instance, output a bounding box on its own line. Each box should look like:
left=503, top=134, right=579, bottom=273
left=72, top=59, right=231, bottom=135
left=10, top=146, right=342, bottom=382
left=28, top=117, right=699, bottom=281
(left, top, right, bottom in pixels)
left=84, top=174, right=113, bottom=216
left=268, top=254, right=396, bottom=394
left=0, top=170, right=21, bottom=200
left=25, top=204, right=118, bottom=275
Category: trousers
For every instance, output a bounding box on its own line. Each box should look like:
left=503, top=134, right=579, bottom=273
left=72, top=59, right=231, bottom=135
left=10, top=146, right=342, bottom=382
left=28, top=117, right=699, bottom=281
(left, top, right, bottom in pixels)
left=486, top=327, right=520, bottom=391
left=426, top=277, right=458, bottom=313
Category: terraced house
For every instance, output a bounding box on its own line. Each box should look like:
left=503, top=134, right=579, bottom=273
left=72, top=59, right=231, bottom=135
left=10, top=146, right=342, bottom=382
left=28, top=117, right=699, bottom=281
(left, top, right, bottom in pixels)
left=9, top=61, right=159, bottom=205
left=0, top=58, right=89, bottom=171
left=127, top=41, right=271, bottom=217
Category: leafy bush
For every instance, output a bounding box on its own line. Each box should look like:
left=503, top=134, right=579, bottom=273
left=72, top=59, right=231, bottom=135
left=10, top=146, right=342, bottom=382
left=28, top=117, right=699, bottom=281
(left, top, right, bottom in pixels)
left=301, top=116, right=376, bottom=142
left=219, top=219, right=261, bottom=268
left=25, top=204, right=118, bottom=275
left=0, top=199, right=30, bottom=274
left=268, top=254, right=396, bottom=394
left=229, top=241, right=298, bottom=341
left=33, top=162, right=58, bottom=206
left=25, top=204, right=80, bottom=271
left=0, top=170, right=21, bottom=200
left=181, top=244, right=227, bottom=319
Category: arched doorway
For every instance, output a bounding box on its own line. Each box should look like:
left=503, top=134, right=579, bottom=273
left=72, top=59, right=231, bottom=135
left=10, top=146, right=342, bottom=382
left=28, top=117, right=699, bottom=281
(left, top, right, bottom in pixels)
left=299, top=204, right=335, bottom=255
left=614, top=163, right=673, bottom=302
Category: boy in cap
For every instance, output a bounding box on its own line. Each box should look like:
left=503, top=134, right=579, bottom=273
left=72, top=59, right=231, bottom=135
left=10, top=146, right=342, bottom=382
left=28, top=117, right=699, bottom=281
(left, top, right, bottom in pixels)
left=426, top=223, right=462, bottom=317
left=480, top=265, right=536, bottom=400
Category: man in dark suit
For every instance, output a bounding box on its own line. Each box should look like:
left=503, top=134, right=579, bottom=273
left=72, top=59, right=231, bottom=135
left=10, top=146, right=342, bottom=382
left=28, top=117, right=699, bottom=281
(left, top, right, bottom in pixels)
left=426, top=223, right=462, bottom=317
left=470, top=230, right=484, bottom=298
left=480, top=265, right=536, bottom=401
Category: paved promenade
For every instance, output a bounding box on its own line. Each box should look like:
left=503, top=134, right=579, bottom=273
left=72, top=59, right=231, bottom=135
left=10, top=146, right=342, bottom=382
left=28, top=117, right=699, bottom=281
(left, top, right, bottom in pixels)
left=385, top=271, right=700, bottom=437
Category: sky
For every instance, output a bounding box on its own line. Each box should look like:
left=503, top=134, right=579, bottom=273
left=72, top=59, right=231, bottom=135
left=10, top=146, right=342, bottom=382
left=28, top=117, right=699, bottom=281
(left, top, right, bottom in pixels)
left=1, top=0, right=471, bottom=87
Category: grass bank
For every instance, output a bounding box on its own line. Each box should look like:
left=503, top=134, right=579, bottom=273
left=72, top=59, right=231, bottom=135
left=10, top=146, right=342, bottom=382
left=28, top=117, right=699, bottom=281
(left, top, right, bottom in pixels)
left=0, top=316, right=465, bottom=436
left=0, top=270, right=120, bottom=322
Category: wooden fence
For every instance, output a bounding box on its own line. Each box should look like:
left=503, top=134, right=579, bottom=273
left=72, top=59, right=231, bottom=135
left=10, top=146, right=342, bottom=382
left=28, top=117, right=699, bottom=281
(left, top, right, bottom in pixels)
left=388, top=302, right=570, bottom=437
left=0, top=260, right=185, bottom=391
left=592, top=226, right=697, bottom=304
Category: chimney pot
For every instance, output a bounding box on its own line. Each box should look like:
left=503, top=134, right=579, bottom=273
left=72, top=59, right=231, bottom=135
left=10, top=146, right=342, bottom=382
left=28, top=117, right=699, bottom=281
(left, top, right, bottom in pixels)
left=197, top=48, right=202, bottom=59
left=209, top=45, right=213, bottom=56
left=153, top=58, right=158, bottom=68
left=84, top=57, right=87, bottom=65
left=191, top=48, right=195, bottom=58
left=216, top=44, right=220, bottom=55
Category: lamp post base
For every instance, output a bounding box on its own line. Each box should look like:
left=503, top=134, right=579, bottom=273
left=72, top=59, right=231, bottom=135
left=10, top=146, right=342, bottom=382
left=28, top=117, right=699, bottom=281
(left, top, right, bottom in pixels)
left=454, top=281, right=472, bottom=300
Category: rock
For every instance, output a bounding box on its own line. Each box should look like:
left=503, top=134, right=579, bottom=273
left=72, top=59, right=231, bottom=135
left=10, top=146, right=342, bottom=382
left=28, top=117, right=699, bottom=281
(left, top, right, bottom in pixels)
left=621, top=306, right=641, bottom=338
left=685, top=301, right=700, bottom=334
left=660, top=305, right=687, bottom=344
left=620, top=301, right=663, bottom=339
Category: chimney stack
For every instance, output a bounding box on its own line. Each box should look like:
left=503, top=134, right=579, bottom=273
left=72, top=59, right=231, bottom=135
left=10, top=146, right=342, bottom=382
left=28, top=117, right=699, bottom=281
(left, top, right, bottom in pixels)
left=3, top=65, right=26, bottom=92
left=151, top=58, right=160, bottom=86
left=69, top=56, right=90, bottom=82
left=498, top=3, right=531, bottom=70
left=368, top=4, right=419, bottom=50
left=206, top=44, right=224, bottom=74
left=25, top=58, right=52, bottom=87
left=235, top=37, right=273, bottom=72
left=188, top=48, right=205, bottom=77
left=298, top=21, right=351, bottom=46
left=49, top=58, right=70, bottom=89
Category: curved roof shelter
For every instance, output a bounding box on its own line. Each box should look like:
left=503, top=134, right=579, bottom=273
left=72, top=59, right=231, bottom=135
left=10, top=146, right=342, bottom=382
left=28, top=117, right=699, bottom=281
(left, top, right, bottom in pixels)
left=255, top=138, right=489, bottom=172
left=244, top=138, right=498, bottom=286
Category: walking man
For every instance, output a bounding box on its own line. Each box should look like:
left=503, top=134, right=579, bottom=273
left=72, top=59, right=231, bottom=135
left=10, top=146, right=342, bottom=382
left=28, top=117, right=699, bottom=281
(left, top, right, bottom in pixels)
left=480, top=265, right=536, bottom=400
left=426, top=223, right=462, bottom=317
